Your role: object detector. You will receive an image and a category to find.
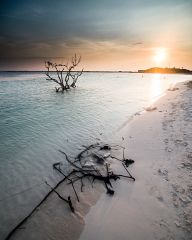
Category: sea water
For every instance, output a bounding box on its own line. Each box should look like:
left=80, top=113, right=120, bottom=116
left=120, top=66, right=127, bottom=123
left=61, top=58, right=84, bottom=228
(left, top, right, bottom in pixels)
left=0, top=72, right=191, bottom=238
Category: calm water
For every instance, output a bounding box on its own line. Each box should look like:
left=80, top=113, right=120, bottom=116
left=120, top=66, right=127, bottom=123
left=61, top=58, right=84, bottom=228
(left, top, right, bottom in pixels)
left=0, top=72, right=191, bottom=238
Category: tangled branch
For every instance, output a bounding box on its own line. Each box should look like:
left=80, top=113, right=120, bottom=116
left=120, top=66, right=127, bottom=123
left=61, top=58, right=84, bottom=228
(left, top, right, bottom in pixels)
left=45, top=54, right=83, bottom=92
left=5, top=142, right=135, bottom=239
left=58, top=143, right=135, bottom=197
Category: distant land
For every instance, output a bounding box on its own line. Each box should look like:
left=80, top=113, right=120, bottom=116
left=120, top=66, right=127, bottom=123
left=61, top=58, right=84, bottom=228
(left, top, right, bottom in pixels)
left=0, top=68, right=191, bottom=74
left=138, top=67, right=192, bottom=74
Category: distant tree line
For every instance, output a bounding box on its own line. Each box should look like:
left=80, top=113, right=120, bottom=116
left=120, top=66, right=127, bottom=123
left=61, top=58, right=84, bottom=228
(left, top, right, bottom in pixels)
left=138, top=67, right=192, bottom=74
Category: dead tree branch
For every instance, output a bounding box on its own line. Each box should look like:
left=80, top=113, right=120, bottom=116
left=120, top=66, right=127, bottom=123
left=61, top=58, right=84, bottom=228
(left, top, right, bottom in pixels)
left=5, top=175, right=72, bottom=240
left=58, top=144, right=135, bottom=195
left=6, top=142, right=135, bottom=240
left=52, top=163, right=80, bottom=202
left=45, top=181, right=74, bottom=212
left=45, top=54, right=83, bottom=92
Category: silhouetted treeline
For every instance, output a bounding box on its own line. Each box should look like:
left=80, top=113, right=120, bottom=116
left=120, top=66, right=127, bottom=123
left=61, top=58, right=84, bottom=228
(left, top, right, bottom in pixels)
left=138, top=67, right=192, bottom=74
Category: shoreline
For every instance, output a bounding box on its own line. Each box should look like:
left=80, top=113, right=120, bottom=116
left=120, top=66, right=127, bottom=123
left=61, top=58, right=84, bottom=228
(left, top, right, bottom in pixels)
left=79, top=81, right=192, bottom=240
left=7, top=80, right=192, bottom=240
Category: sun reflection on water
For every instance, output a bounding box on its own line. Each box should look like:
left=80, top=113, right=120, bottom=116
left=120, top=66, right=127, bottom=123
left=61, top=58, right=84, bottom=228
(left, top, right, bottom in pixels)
left=150, top=74, right=165, bottom=103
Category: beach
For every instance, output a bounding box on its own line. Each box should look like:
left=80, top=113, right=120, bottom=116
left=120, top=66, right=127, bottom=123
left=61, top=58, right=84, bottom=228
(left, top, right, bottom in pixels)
left=80, top=81, right=192, bottom=240
left=1, top=0, right=192, bottom=239
left=6, top=80, right=192, bottom=240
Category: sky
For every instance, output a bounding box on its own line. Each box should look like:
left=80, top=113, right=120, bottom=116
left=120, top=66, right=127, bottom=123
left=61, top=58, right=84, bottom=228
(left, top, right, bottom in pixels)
left=0, top=0, right=192, bottom=71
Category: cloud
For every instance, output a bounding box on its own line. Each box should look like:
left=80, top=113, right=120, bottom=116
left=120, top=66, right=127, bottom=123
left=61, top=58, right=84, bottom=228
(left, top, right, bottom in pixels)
left=133, top=42, right=143, bottom=45
left=0, top=0, right=191, bottom=70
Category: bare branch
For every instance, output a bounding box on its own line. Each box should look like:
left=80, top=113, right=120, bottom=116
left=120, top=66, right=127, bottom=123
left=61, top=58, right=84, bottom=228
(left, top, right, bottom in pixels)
left=44, top=54, right=83, bottom=93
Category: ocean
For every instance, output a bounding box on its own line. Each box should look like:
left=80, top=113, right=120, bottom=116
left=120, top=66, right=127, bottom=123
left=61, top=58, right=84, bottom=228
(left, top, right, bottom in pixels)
left=0, top=72, right=191, bottom=238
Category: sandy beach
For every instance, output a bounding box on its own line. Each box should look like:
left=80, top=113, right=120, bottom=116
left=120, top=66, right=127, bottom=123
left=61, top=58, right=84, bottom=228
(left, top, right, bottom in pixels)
left=1, top=0, right=192, bottom=239
left=80, top=81, right=192, bottom=240
left=7, top=80, right=192, bottom=240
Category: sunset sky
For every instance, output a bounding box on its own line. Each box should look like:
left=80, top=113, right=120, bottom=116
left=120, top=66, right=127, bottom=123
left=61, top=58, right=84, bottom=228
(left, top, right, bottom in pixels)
left=0, top=0, right=192, bottom=71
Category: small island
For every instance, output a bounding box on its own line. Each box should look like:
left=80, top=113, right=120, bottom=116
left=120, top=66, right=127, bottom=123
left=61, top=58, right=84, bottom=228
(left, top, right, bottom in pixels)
left=138, top=67, right=192, bottom=74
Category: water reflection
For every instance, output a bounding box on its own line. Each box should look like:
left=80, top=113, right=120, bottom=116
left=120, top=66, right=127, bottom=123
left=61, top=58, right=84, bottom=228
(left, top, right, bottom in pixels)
left=150, top=74, right=164, bottom=102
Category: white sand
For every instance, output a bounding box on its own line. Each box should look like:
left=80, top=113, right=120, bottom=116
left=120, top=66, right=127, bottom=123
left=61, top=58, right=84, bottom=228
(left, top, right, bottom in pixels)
left=79, top=81, right=192, bottom=240
left=10, top=81, right=192, bottom=240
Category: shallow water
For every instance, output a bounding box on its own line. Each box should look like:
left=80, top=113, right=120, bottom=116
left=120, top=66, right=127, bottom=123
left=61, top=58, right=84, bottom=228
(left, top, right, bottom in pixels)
left=0, top=72, right=191, bottom=238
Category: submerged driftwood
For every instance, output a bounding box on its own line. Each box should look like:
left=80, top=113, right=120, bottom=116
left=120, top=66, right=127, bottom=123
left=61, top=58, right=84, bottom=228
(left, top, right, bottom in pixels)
left=56, top=143, right=135, bottom=198
left=5, top=142, right=135, bottom=239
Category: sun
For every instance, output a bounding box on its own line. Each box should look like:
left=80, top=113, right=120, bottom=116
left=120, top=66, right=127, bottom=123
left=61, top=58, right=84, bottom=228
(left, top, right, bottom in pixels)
left=154, top=48, right=167, bottom=64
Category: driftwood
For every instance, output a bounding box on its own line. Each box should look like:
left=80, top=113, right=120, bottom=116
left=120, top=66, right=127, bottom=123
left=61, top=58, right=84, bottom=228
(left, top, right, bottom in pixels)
left=5, top=142, right=135, bottom=239
left=122, top=148, right=135, bottom=166
left=74, top=143, right=99, bottom=166
left=92, top=152, right=105, bottom=164
left=45, top=181, right=74, bottom=212
left=5, top=176, right=73, bottom=240
left=58, top=143, right=135, bottom=196
left=100, top=144, right=111, bottom=150
left=123, top=158, right=135, bottom=167
left=53, top=163, right=80, bottom=202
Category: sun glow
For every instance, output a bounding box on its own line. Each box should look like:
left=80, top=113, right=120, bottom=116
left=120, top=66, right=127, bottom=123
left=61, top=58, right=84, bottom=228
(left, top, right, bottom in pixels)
left=154, top=48, right=167, bottom=64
